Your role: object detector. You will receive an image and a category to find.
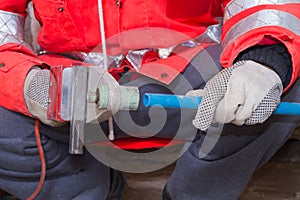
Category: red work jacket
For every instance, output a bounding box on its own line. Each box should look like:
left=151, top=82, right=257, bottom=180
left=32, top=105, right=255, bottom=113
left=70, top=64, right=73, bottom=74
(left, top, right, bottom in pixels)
left=1, top=0, right=300, bottom=121
left=0, top=0, right=227, bottom=116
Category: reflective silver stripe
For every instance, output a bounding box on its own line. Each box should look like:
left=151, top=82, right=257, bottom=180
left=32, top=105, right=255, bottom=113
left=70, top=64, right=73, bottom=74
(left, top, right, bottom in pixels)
left=195, top=18, right=223, bottom=44
left=222, top=9, right=300, bottom=54
left=51, top=19, right=223, bottom=71
left=59, top=51, right=123, bottom=69
left=158, top=47, right=175, bottom=59
left=0, top=10, right=31, bottom=48
left=126, top=49, right=150, bottom=71
left=58, top=23, right=223, bottom=71
left=225, top=0, right=300, bottom=22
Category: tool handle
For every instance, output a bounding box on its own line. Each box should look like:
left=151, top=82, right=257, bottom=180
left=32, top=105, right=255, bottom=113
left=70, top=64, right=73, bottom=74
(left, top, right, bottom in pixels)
left=143, top=93, right=300, bottom=115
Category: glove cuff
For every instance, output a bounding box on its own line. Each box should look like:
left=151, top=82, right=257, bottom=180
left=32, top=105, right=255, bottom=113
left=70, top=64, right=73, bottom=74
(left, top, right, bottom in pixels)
left=234, top=44, right=292, bottom=88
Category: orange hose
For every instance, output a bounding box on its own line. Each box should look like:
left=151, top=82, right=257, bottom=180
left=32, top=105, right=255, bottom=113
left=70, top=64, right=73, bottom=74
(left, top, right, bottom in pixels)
left=27, top=119, right=46, bottom=200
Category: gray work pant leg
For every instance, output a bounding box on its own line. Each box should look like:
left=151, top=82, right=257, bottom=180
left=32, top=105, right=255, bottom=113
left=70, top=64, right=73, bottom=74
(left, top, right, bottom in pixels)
left=0, top=107, right=110, bottom=200
left=167, top=80, right=300, bottom=200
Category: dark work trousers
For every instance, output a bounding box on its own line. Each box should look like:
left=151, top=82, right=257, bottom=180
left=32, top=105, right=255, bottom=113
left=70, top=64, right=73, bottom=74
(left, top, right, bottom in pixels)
left=0, top=107, right=110, bottom=200
left=165, top=46, right=300, bottom=200
left=167, top=110, right=300, bottom=200
left=1, top=44, right=300, bottom=200
left=113, top=44, right=300, bottom=199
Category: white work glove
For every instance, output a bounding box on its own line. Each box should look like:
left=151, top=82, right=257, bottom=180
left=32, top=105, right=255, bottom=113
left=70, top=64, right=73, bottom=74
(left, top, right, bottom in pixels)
left=24, top=68, right=63, bottom=126
left=190, top=60, right=283, bottom=131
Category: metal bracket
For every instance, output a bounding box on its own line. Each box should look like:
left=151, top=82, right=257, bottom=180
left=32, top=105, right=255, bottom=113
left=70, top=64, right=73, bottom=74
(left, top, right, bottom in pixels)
left=69, top=66, right=89, bottom=154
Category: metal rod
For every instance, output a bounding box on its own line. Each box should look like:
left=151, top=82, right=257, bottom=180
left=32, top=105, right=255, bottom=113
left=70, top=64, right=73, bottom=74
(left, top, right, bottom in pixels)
left=97, top=0, right=108, bottom=68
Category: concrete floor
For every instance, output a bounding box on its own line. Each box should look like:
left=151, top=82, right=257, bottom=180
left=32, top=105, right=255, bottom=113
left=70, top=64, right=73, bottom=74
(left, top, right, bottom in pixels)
left=123, top=130, right=300, bottom=200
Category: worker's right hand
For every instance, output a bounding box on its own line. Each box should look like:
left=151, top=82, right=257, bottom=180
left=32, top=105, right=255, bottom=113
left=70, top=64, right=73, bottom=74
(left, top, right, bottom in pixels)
left=24, top=68, right=63, bottom=126
left=188, top=60, right=283, bottom=131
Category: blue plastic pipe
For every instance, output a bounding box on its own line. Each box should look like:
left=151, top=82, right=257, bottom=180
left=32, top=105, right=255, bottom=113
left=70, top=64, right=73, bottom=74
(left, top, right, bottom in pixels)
left=143, top=93, right=300, bottom=115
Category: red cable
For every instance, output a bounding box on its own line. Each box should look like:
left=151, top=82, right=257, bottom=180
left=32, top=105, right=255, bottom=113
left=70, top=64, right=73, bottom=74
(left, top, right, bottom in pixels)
left=27, top=119, right=46, bottom=200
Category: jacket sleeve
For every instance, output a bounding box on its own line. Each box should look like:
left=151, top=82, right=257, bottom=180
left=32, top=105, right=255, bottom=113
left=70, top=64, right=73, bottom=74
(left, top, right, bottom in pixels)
left=0, top=1, right=80, bottom=116
left=220, top=0, right=300, bottom=91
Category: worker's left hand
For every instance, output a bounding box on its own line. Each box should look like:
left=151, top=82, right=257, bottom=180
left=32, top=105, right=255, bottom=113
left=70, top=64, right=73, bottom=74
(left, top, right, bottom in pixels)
left=24, top=68, right=64, bottom=126
left=190, top=60, right=283, bottom=131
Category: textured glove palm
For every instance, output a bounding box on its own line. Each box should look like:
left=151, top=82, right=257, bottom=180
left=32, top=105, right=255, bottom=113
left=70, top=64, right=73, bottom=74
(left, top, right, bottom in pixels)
left=24, top=69, right=63, bottom=126
left=192, top=60, right=283, bottom=131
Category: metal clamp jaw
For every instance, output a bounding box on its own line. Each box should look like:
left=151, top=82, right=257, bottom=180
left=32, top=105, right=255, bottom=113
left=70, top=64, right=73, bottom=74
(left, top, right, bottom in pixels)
left=48, top=66, right=139, bottom=154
